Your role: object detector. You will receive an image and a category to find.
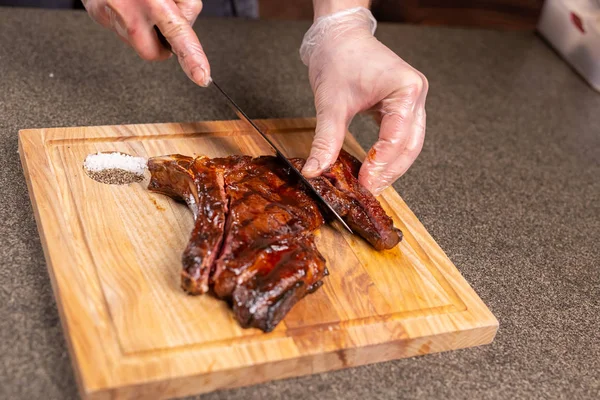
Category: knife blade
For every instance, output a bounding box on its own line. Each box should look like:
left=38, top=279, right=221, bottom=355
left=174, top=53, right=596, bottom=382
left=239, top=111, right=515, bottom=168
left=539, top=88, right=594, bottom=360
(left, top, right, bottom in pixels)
left=211, top=80, right=353, bottom=234
left=154, top=27, right=353, bottom=234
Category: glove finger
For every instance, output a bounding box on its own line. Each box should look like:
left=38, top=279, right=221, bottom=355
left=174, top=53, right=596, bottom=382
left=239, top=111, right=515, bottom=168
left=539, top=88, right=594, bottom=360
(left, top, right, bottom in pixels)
left=414, top=71, right=429, bottom=110
left=151, top=0, right=211, bottom=86
left=302, top=95, right=349, bottom=178
left=359, top=105, right=426, bottom=195
left=82, top=0, right=111, bottom=27
left=174, top=0, right=203, bottom=25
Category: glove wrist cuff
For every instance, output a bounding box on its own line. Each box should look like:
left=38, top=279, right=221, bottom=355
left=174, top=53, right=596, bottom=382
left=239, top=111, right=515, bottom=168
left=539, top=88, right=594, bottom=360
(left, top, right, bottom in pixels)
left=299, top=7, right=377, bottom=67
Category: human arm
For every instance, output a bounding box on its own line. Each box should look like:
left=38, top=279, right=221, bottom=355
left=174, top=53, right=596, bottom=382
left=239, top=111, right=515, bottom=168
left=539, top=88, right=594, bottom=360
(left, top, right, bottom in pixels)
left=301, top=1, right=428, bottom=195
left=82, top=0, right=211, bottom=86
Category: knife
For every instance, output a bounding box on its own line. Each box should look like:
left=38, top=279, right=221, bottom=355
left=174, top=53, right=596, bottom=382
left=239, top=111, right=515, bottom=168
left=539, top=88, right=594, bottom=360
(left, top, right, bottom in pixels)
left=154, top=27, right=353, bottom=234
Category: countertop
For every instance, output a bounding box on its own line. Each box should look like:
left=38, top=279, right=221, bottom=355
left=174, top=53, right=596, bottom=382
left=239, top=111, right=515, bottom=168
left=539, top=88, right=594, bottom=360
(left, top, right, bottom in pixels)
left=1, top=7, right=598, bottom=400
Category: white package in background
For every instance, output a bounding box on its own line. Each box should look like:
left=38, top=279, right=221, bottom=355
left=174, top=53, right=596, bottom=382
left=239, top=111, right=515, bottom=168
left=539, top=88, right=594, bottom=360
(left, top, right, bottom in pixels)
left=538, top=0, right=600, bottom=92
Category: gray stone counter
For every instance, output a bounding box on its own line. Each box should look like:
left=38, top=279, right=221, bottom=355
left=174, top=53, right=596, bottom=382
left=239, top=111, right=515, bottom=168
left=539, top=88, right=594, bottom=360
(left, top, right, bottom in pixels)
left=0, top=7, right=598, bottom=400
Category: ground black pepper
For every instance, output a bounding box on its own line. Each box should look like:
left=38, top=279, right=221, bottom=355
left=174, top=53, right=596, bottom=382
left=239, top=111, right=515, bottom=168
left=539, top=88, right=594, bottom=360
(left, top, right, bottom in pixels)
left=85, top=168, right=144, bottom=185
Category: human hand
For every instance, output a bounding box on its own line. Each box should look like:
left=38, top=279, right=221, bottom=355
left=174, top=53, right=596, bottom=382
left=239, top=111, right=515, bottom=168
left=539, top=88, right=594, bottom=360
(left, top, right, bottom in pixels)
left=82, top=0, right=211, bottom=86
left=300, top=7, right=428, bottom=195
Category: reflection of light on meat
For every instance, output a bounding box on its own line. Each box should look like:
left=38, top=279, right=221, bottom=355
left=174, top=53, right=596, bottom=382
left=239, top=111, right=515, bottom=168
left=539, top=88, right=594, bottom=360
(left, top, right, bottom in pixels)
left=185, top=194, right=199, bottom=219
left=270, top=244, right=290, bottom=252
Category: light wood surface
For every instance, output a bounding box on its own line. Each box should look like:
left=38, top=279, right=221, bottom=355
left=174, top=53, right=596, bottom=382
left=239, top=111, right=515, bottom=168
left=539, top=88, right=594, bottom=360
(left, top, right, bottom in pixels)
left=19, top=118, right=498, bottom=400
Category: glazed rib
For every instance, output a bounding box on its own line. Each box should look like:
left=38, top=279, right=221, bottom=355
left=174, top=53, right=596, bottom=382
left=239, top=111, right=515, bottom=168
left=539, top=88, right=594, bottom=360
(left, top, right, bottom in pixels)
left=291, top=149, right=402, bottom=250
left=148, top=150, right=402, bottom=332
left=211, top=156, right=326, bottom=331
left=148, top=155, right=228, bottom=295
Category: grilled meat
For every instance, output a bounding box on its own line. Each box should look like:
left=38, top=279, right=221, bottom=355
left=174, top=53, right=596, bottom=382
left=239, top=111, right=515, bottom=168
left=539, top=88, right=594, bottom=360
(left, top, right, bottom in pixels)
left=291, top=150, right=402, bottom=250
left=211, top=156, right=327, bottom=331
left=148, top=150, right=401, bottom=332
left=148, top=155, right=228, bottom=295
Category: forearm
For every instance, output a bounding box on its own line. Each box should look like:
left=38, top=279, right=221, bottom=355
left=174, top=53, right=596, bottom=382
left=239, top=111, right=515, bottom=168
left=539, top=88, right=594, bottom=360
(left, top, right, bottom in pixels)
left=312, top=0, right=370, bottom=18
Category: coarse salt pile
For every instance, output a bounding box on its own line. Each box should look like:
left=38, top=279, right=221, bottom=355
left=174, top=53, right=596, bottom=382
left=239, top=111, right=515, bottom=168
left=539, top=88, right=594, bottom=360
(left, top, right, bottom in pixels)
left=83, top=152, right=147, bottom=185
left=84, top=151, right=147, bottom=174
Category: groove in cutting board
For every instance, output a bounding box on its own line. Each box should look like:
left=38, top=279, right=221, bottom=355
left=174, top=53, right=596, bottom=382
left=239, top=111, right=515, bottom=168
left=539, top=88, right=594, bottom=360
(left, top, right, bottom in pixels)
left=19, top=118, right=498, bottom=400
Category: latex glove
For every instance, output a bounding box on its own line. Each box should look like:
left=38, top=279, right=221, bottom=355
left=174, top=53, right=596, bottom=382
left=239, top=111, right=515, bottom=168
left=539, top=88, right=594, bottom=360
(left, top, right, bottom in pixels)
left=300, top=7, right=428, bottom=195
left=82, top=0, right=211, bottom=86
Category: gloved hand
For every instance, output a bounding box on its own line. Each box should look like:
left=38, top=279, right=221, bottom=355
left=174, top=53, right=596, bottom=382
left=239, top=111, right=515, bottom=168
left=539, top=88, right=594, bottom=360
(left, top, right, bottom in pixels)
left=82, top=0, right=211, bottom=86
left=300, top=7, right=428, bottom=195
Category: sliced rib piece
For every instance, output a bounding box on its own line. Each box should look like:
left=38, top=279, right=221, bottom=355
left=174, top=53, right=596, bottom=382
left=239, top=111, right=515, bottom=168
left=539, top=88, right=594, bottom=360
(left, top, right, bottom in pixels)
left=327, top=150, right=403, bottom=250
left=292, top=149, right=402, bottom=250
left=148, top=155, right=228, bottom=295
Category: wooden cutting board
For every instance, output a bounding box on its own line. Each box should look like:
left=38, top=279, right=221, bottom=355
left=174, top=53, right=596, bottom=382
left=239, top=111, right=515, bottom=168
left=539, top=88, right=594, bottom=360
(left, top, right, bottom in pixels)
left=19, top=118, right=498, bottom=400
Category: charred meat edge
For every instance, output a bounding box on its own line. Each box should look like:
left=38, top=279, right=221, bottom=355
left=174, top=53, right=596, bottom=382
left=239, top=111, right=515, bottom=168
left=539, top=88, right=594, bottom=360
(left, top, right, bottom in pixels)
left=291, top=149, right=402, bottom=250
left=148, top=155, right=228, bottom=295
